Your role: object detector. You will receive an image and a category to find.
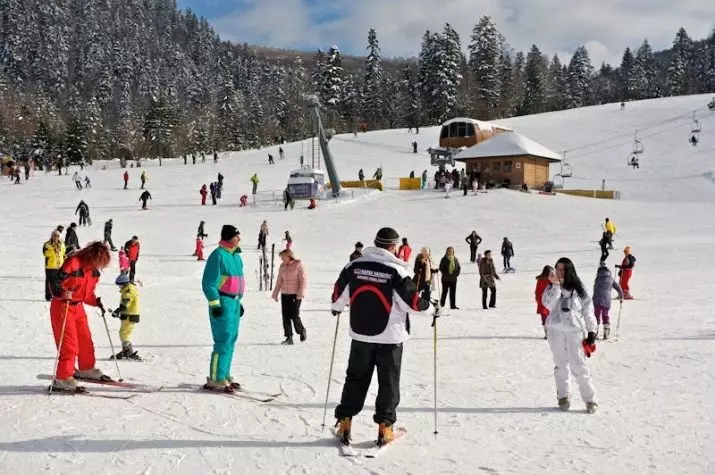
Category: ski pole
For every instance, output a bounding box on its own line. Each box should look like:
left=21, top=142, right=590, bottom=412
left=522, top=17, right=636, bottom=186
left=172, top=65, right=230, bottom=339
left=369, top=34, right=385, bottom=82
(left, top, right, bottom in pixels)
left=615, top=299, right=623, bottom=338
left=99, top=309, right=123, bottom=382
left=432, top=304, right=439, bottom=437
left=49, top=302, right=70, bottom=396
left=321, top=313, right=341, bottom=430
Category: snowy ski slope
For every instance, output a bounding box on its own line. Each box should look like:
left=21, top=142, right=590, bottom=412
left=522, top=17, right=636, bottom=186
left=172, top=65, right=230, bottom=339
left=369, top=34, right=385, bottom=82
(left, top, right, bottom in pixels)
left=0, top=95, right=714, bottom=475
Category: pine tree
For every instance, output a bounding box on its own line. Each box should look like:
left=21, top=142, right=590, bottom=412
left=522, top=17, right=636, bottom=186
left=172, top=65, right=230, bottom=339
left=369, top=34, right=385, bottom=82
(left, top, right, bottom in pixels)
left=341, top=73, right=361, bottom=131
left=667, top=27, right=694, bottom=95
left=397, top=64, right=421, bottom=130
left=592, top=63, right=617, bottom=104
left=363, top=29, right=384, bottom=128
left=520, top=45, right=547, bottom=114
left=143, top=91, right=176, bottom=162
left=417, top=30, right=439, bottom=122
left=498, top=52, right=514, bottom=117
left=311, top=49, right=326, bottom=98
left=468, top=16, right=502, bottom=118
left=511, top=51, right=526, bottom=114
left=64, top=115, right=88, bottom=165
left=633, top=40, right=659, bottom=99
left=546, top=54, right=567, bottom=111
left=567, top=46, right=594, bottom=108
left=619, top=47, right=637, bottom=101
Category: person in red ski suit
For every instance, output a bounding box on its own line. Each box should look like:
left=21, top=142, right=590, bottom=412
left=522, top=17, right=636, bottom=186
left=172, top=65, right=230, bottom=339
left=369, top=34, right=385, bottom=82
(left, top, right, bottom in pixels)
left=124, top=236, right=141, bottom=283
left=240, top=195, right=248, bottom=207
left=200, top=184, right=208, bottom=206
left=49, top=241, right=111, bottom=391
left=397, top=238, right=412, bottom=262
left=196, top=237, right=205, bottom=261
left=123, top=171, right=129, bottom=190
left=616, top=246, right=636, bottom=299
left=535, top=265, right=553, bottom=339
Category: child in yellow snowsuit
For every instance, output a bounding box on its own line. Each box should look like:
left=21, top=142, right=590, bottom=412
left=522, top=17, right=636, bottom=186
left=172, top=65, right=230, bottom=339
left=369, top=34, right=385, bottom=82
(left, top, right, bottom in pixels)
left=112, top=274, right=141, bottom=360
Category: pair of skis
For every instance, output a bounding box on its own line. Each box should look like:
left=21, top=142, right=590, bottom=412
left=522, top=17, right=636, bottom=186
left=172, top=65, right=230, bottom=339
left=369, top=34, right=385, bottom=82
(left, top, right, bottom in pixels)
left=177, top=383, right=282, bottom=403
left=37, top=374, right=161, bottom=399
left=336, top=427, right=407, bottom=458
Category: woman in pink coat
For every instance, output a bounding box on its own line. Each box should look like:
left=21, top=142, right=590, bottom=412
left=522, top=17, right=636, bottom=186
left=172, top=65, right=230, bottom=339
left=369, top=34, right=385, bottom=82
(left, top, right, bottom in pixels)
left=271, top=249, right=308, bottom=345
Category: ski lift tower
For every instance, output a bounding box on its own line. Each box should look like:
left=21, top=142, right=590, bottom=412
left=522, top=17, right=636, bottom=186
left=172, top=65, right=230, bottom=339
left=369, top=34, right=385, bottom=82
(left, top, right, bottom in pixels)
left=306, top=95, right=342, bottom=197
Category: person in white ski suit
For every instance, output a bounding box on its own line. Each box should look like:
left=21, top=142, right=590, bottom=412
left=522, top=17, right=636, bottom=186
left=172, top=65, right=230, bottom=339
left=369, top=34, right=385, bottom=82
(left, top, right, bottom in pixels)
left=542, top=257, right=598, bottom=412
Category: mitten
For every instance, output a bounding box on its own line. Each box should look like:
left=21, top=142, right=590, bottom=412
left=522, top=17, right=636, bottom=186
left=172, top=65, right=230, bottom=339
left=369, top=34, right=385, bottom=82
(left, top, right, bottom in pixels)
left=331, top=310, right=341, bottom=316
left=211, top=306, right=223, bottom=318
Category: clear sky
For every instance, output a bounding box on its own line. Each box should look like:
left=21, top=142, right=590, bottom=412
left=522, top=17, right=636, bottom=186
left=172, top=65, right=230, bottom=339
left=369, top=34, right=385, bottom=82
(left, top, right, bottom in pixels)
left=176, top=0, right=713, bottom=64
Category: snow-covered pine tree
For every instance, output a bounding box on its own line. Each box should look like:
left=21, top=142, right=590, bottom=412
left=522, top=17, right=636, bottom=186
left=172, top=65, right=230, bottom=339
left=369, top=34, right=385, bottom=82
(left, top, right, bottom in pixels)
left=418, top=30, right=439, bottom=122
left=143, top=91, right=176, bottom=162
left=323, top=46, right=344, bottom=113
left=311, top=49, right=326, bottom=100
left=619, top=47, right=637, bottom=101
left=667, top=27, right=694, bottom=95
left=520, top=45, right=547, bottom=115
left=363, top=28, right=384, bottom=129
left=567, top=46, right=594, bottom=108
left=398, top=64, right=421, bottom=130
left=341, top=73, right=361, bottom=132
left=511, top=51, right=526, bottom=114
left=592, top=63, right=617, bottom=105
left=64, top=115, right=88, bottom=165
left=272, top=61, right=291, bottom=135
left=468, top=16, right=502, bottom=118
left=546, top=54, right=567, bottom=111
left=706, top=28, right=715, bottom=92
left=633, top=40, right=660, bottom=99
left=498, top=52, right=514, bottom=117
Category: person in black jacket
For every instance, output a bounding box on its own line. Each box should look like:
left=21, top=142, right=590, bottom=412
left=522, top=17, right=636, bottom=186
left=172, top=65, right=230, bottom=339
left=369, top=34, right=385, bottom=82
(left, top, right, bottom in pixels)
left=139, top=190, right=152, bottom=210
left=465, top=231, right=482, bottom=263
left=197, top=221, right=207, bottom=239
left=599, top=232, right=610, bottom=263
left=75, top=200, right=90, bottom=227
left=103, top=219, right=117, bottom=251
left=331, top=227, right=434, bottom=446
left=438, top=247, right=461, bottom=309
left=349, top=242, right=363, bottom=261
left=501, top=237, right=514, bottom=271
left=64, top=222, right=80, bottom=255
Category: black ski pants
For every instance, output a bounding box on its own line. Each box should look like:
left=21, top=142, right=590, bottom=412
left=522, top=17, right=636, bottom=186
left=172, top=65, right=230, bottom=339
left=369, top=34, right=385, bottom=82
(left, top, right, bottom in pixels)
left=45, top=269, right=57, bottom=301
left=469, top=246, right=478, bottom=263
left=482, top=286, right=496, bottom=309
left=600, top=246, right=609, bottom=262
left=79, top=213, right=88, bottom=226
left=129, top=261, right=137, bottom=282
left=503, top=256, right=511, bottom=270
left=141, top=199, right=148, bottom=209
left=104, top=234, right=115, bottom=249
left=281, top=294, right=305, bottom=337
left=335, top=340, right=402, bottom=425
left=440, top=280, right=457, bottom=308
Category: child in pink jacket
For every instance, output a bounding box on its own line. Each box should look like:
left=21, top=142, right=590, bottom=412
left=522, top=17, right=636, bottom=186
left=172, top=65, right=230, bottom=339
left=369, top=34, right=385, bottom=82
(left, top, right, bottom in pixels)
left=118, top=248, right=130, bottom=275
left=271, top=249, right=307, bottom=345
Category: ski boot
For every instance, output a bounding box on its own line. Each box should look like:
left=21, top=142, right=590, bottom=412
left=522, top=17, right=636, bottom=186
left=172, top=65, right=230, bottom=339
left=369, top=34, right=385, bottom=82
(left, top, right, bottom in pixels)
left=586, top=402, right=599, bottom=414
left=558, top=396, right=571, bottom=411
left=603, top=325, right=611, bottom=340
left=50, top=377, right=86, bottom=393
left=227, top=376, right=241, bottom=391
left=543, top=328, right=548, bottom=340
left=335, top=417, right=352, bottom=445
left=203, top=378, right=234, bottom=393
left=299, top=329, right=307, bottom=342
left=281, top=336, right=294, bottom=345
left=377, top=423, right=394, bottom=447
left=75, top=368, right=112, bottom=382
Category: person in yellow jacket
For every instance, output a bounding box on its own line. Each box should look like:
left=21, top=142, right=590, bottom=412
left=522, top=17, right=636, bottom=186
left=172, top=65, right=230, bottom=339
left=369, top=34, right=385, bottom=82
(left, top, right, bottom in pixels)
left=250, top=173, right=259, bottom=195
left=111, top=274, right=141, bottom=360
left=43, top=230, right=66, bottom=301
left=604, top=218, right=616, bottom=250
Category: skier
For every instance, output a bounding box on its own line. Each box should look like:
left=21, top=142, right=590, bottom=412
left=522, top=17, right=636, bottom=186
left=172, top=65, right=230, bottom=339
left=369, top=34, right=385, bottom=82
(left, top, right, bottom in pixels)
left=73, top=171, right=83, bottom=190
left=48, top=241, right=111, bottom=392
left=123, top=170, right=129, bottom=189
left=279, top=147, right=285, bottom=160
left=214, top=151, right=219, bottom=163
left=397, top=237, right=412, bottom=262
left=535, top=266, right=553, bottom=339
left=373, top=167, right=383, bottom=181
left=501, top=237, right=515, bottom=272
left=210, top=182, right=217, bottom=205
left=43, top=230, right=66, bottom=301
left=84, top=175, right=91, bottom=189
left=593, top=262, right=624, bottom=340
left=283, top=231, right=293, bottom=249
left=75, top=200, right=90, bottom=227
left=258, top=220, right=269, bottom=251
left=412, top=141, right=418, bottom=153
left=110, top=273, right=141, bottom=360
left=197, top=221, right=208, bottom=240
left=465, top=231, right=483, bottom=263
left=239, top=194, right=248, bottom=207
left=195, top=236, right=205, bottom=261
left=271, top=249, right=308, bottom=345
left=349, top=242, right=364, bottom=261
left=358, top=169, right=365, bottom=181
left=250, top=173, right=259, bottom=195
left=283, top=187, right=293, bottom=211
left=438, top=246, right=461, bottom=309
left=604, top=218, right=616, bottom=249
left=479, top=250, right=500, bottom=309
left=192, top=153, right=196, bottom=165
left=201, top=152, right=206, bottom=163
left=118, top=248, right=130, bottom=275
left=140, top=170, right=147, bottom=189
left=444, top=176, right=453, bottom=198
left=184, top=154, right=188, bottom=165
left=413, top=247, right=437, bottom=302
left=541, top=257, right=598, bottom=414
left=139, top=190, right=152, bottom=210
left=599, top=232, right=610, bottom=262
left=64, top=223, right=80, bottom=255
left=409, top=171, right=415, bottom=178
left=201, top=225, right=245, bottom=392
left=331, top=227, right=433, bottom=446
left=616, top=246, right=636, bottom=299
left=268, top=154, right=275, bottom=165
left=123, top=236, right=141, bottom=283
left=421, top=170, right=428, bottom=189
left=200, top=184, right=208, bottom=206
left=103, top=219, right=117, bottom=251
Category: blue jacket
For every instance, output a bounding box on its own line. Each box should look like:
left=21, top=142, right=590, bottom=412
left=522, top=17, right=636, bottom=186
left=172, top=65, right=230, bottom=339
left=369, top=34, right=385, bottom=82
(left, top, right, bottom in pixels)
left=593, top=266, right=623, bottom=308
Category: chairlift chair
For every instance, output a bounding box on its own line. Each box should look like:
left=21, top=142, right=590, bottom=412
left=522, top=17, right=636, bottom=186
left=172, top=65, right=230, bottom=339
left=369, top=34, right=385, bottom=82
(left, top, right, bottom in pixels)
left=560, top=163, right=573, bottom=178
left=632, top=139, right=644, bottom=155
left=552, top=174, right=565, bottom=189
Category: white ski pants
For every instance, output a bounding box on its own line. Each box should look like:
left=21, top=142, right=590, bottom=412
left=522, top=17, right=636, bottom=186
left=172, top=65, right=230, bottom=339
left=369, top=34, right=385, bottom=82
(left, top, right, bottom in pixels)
left=547, top=329, right=597, bottom=403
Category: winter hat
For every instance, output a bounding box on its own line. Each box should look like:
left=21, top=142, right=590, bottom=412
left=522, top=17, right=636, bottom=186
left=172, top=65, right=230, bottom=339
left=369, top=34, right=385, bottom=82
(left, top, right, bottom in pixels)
left=374, top=227, right=400, bottom=247
left=221, top=225, right=240, bottom=241
left=70, top=222, right=77, bottom=228
left=355, top=242, right=363, bottom=249
left=115, top=274, right=130, bottom=286
left=623, top=246, right=631, bottom=254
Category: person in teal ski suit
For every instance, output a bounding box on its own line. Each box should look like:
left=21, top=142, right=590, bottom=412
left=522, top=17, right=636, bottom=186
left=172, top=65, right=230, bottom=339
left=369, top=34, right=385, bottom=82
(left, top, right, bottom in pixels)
left=201, top=225, right=246, bottom=392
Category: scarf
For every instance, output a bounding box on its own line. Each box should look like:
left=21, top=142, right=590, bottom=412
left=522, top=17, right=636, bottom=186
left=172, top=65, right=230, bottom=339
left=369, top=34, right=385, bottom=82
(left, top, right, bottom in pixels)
left=219, top=240, right=241, bottom=254
left=447, top=255, right=456, bottom=274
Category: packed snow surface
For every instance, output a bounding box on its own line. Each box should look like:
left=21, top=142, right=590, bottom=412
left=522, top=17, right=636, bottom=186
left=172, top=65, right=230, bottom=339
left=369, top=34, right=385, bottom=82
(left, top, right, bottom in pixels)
left=1, top=95, right=714, bottom=474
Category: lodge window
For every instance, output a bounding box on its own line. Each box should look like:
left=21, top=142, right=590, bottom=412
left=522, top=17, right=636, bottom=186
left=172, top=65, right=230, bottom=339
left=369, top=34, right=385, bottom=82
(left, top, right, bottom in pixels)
left=503, top=161, right=513, bottom=172
left=493, top=161, right=501, bottom=172
left=466, top=123, right=475, bottom=137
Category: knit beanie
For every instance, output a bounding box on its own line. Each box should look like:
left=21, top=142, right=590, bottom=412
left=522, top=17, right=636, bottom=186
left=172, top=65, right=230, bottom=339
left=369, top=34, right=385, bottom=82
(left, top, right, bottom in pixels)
left=374, top=227, right=400, bottom=247
left=221, top=225, right=240, bottom=241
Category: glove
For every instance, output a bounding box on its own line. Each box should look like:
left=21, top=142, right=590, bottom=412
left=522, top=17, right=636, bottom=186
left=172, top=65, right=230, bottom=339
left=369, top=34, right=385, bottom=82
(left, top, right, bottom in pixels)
left=96, top=297, right=105, bottom=314
left=585, top=331, right=596, bottom=345
left=331, top=310, right=341, bottom=316
left=111, top=309, right=120, bottom=319
left=615, top=265, right=622, bottom=269
left=582, top=332, right=597, bottom=358
left=211, top=306, right=223, bottom=318
left=240, top=305, right=245, bottom=317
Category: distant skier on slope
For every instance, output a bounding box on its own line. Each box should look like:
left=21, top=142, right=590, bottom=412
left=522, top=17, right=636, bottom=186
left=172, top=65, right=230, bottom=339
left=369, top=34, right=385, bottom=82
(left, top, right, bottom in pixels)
left=465, top=231, right=483, bottom=263
left=75, top=200, right=90, bottom=226
left=331, top=227, right=434, bottom=447
left=616, top=246, right=636, bottom=300
left=501, top=237, right=514, bottom=272
left=139, top=190, right=152, bottom=210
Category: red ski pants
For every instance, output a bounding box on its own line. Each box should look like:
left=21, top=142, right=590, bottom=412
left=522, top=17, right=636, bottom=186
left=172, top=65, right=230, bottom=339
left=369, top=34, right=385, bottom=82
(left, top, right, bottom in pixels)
left=50, top=300, right=96, bottom=379
left=620, top=269, right=633, bottom=293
